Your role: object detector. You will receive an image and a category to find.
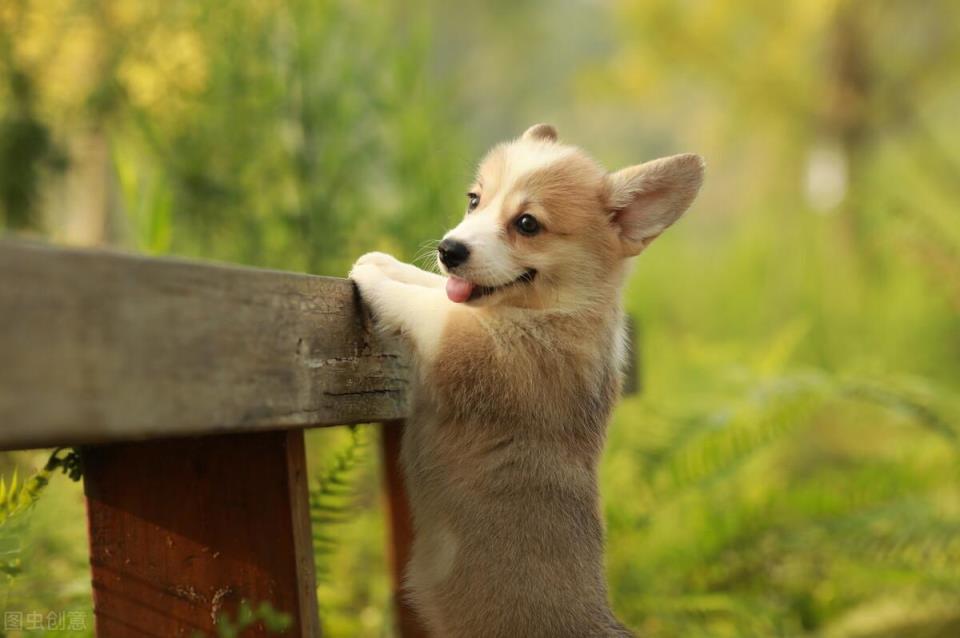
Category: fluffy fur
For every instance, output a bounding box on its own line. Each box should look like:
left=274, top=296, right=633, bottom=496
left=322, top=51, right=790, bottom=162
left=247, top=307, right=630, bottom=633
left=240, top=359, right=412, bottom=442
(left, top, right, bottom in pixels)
left=350, top=125, right=704, bottom=637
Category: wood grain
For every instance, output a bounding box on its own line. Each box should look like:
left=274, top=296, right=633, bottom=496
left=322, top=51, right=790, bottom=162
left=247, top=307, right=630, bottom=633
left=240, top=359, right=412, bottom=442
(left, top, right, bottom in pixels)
left=84, top=430, right=321, bottom=637
left=0, top=239, right=408, bottom=451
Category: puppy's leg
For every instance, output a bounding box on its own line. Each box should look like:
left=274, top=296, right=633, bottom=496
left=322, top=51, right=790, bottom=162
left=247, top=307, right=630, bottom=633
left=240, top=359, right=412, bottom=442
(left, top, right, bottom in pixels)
left=350, top=261, right=451, bottom=360
left=355, top=251, right=445, bottom=288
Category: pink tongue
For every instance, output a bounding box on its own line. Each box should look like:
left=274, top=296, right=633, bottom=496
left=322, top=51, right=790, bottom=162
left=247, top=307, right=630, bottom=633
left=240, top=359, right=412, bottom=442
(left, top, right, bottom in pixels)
left=445, top=276, right=475, bottom=303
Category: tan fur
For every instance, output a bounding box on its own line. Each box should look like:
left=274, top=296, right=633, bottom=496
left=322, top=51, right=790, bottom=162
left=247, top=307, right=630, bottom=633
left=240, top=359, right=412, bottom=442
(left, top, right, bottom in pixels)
left=350, top=126, right=704, bottom=637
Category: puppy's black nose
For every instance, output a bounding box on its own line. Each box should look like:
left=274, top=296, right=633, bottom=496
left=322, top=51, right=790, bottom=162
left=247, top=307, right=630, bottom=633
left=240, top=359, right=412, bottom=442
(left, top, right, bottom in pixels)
left=438, top=238, right=470, bottom=268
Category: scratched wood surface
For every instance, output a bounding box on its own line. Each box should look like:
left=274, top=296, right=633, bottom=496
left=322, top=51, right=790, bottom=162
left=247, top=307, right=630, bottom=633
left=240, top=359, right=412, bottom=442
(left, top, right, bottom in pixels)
left=0, top=239, right=408, bottom=451
left=84, top=430, right=320, bottom=637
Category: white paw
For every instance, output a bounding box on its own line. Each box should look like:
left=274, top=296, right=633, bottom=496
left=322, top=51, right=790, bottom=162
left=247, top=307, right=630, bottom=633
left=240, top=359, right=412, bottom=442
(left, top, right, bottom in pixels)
left=349, top=262, right=385, bottom=294
left=349, top=263, right=391, bottom=325
left=355, top=251, right=400, bottom=269
left=351, top=261, right=396, bottom=316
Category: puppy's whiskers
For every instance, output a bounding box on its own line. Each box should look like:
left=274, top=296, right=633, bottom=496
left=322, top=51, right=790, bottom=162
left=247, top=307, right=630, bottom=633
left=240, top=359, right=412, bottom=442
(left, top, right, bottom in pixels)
left=413, top=239, right=442, bottom=271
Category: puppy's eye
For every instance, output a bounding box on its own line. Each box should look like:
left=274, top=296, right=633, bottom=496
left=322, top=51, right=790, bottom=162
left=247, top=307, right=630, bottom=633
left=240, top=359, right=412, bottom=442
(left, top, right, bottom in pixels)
left=466, top=192, right=480, bottom=212
left=515, top=213, right=540, bottom=236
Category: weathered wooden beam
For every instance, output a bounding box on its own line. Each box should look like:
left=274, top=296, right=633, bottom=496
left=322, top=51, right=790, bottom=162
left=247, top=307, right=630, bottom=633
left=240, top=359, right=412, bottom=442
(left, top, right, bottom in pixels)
left=0, top=239, right=408, bottom=451
left=84, top=430, right=320, bottom=636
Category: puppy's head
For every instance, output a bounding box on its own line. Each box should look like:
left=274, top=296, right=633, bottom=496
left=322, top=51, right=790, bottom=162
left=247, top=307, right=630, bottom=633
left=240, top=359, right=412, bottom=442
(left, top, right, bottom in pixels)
left=438, top=124, right=704, bottom=309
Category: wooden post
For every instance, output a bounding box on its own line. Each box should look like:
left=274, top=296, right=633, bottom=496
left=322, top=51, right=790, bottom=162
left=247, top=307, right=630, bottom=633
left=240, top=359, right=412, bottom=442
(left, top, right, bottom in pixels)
left=379, top=421, right=429, bottom=638
left=84, top=430, right=320, bottom=637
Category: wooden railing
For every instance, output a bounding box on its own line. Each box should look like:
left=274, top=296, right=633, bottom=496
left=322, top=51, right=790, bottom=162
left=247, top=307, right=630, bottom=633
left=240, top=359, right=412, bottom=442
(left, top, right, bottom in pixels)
left=0, top=239, right=422, bottom=636
left=0, top=239, right=638, bottom=637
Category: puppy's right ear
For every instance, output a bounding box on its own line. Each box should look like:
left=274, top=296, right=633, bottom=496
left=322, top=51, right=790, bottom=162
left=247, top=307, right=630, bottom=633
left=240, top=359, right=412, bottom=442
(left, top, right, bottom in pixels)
left=605, top=153, right=705, bottom=257
left=522, top=123, right=558, bottom=143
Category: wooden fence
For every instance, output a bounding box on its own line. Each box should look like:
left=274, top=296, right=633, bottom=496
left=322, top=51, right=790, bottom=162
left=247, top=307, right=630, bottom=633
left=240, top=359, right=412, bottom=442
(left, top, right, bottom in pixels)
left=0, top=239, right=637, bottom=637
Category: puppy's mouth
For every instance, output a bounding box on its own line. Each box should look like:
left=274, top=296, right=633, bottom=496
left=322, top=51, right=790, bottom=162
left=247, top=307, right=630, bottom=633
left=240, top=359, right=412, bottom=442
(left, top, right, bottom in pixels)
left=445, top=269, right=537, bottom=303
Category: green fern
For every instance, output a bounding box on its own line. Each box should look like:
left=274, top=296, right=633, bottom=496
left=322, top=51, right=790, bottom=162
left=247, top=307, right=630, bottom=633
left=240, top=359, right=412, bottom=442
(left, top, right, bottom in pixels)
left=609, top=371, right=960, bottom=636
left=309, top=428, right=369, bottom=583
left=841, top=378, right=960, bottom=445
left=0, top=448, right=82, bottom=584
left=1, top=448, right=80, bottom=526
left=188, top=599, right=292, bottom=638
left=213, top=600, right=292, bottom=637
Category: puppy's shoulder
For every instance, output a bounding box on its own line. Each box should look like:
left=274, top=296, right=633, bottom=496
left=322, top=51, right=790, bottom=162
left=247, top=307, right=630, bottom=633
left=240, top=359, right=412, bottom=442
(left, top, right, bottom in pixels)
left=429, top=307, right=495, bottom=368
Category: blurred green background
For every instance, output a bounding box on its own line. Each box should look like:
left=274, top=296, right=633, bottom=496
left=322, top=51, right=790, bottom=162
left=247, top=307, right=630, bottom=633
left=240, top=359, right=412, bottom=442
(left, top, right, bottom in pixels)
left=1, top=0, right=959, bottom=636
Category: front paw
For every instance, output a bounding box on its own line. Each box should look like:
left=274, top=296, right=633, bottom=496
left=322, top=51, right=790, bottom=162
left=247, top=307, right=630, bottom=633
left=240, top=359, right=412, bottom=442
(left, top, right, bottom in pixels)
left=350, top=262, right=394, bottom=328
left=349, top=262, right=385, bottom=299
left=355, top=251, right=401, bottom=270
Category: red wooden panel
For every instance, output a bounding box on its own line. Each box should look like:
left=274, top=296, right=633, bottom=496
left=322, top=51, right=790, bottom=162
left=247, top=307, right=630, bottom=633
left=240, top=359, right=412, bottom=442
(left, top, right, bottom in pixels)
left=84, top=430, right=320, bottom=636
left=380, top=421, right=430, bottom=638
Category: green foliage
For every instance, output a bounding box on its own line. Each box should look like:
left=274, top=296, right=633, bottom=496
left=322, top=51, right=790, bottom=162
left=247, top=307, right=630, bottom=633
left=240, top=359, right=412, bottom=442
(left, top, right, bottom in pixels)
left=0, top=449, right=82, bottom=587
left=306, top=427, right=391, bottom=636
left=104, top=0, right=465, bottom=274
left=310, top=427, right=369, bottom=584
left=0, top=69, right=66, bottom=230
left=604, top=367, right=960, bottom=637
left=209, top=600, right=292, bottom=638
left=0, top=449, right=81, bottom=528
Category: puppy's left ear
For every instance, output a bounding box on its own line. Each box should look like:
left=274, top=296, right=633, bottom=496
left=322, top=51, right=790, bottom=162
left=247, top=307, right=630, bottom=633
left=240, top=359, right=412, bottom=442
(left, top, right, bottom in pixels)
left=605, top=153, right=705, bottom=256
left=522, top=123, right=558, bottom=143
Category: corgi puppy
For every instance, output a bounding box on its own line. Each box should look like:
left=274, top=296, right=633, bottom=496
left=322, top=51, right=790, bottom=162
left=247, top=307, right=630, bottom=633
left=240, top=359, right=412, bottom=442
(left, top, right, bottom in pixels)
left=350, top=124, right=704, bottom=637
